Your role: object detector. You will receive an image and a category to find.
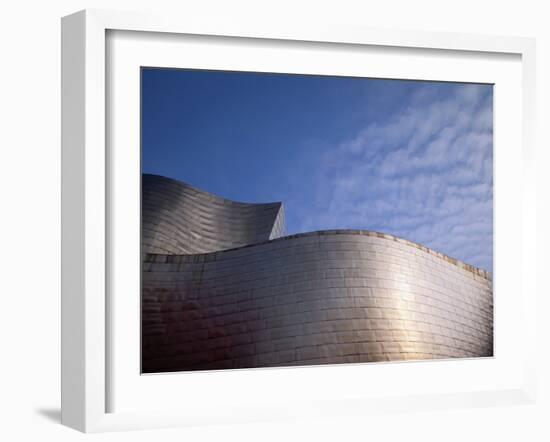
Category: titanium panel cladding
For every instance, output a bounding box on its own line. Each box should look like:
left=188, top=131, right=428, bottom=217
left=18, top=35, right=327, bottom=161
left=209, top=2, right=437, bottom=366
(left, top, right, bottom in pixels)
left=141, top=176, right=493, bottom=373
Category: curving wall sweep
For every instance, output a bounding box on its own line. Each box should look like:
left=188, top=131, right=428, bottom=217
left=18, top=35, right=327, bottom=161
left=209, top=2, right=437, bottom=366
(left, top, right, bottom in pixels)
left=142, top=174, right=493, bottom=373
left=142, top=174, right=285, bottom=255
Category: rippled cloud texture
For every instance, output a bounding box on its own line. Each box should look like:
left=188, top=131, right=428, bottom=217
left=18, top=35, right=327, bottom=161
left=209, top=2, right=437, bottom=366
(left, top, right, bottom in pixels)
left=142, top=70, right=493, bottom=271
left=293, top=83, right=493, bottom=271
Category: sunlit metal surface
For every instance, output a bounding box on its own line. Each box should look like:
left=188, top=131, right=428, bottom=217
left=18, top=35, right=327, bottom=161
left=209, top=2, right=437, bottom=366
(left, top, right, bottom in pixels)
left=141, top=175, right=493, bottom=373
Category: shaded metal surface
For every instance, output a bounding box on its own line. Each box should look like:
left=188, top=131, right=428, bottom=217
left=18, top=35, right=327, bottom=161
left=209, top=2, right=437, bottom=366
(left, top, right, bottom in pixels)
left=142, top=174, right=285, bottom=254
left=141, top=176, right=493, bottom=373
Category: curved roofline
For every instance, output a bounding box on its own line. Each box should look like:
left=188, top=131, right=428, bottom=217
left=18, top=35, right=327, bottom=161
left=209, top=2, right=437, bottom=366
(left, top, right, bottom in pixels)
left=143, top=173, right=283, bottom=208
left=144, top=229, right=492, bottom=281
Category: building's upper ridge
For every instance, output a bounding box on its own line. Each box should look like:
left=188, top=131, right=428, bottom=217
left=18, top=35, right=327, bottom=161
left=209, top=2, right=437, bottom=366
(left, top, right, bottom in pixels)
left=141, top=174, right=490, bottom=279
left=143, top=174, right=283, bottom=208
left=145, top=229, right=492, bottom=281
left=142, top=174, right=285, bottom=255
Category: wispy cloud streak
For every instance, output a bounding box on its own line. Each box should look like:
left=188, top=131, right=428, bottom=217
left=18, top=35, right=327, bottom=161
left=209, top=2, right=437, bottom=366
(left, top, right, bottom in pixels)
left=291, top=83, right=493, bottom=271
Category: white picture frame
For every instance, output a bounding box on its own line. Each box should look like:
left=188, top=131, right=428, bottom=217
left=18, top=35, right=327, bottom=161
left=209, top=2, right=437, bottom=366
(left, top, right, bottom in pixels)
left=61, top=9, right=537, bottom=433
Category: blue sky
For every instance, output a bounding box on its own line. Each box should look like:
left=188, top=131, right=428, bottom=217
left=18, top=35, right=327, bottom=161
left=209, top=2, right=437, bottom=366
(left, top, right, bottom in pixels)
left=142, top=68, right=493, bottom=271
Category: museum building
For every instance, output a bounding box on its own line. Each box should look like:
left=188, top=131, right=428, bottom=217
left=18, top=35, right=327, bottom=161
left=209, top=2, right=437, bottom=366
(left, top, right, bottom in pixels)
left=141, top=174, right=493, bottom=373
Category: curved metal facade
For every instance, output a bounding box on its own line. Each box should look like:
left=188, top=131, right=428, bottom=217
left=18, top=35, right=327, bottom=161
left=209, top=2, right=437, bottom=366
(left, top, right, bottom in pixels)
left=142, top=175, right=493, bottom=373
left=142, top=174, right=285, bottom=255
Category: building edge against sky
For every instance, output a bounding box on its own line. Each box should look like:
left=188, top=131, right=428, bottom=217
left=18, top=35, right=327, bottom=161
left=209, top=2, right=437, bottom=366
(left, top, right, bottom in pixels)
left=142, top=70, right=494, bottom=272
left=141, top=174, right=493, bottom=372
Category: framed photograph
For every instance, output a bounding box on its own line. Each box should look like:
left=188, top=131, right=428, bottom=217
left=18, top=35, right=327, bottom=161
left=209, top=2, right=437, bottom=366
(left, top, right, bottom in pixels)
left=140, top=66, right=498, bottom=373
left=61, top=9, right=537, bottom=432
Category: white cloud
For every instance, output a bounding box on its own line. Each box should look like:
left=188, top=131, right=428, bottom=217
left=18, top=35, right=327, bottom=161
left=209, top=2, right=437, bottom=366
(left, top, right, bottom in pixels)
left=298, top=83, right=493, bottom=271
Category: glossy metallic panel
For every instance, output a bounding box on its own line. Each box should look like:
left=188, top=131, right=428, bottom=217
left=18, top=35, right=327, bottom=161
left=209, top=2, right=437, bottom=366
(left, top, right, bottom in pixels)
left=141, top=177, right=493, bottom=373
left=142, top=174, right=285, bottom=254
